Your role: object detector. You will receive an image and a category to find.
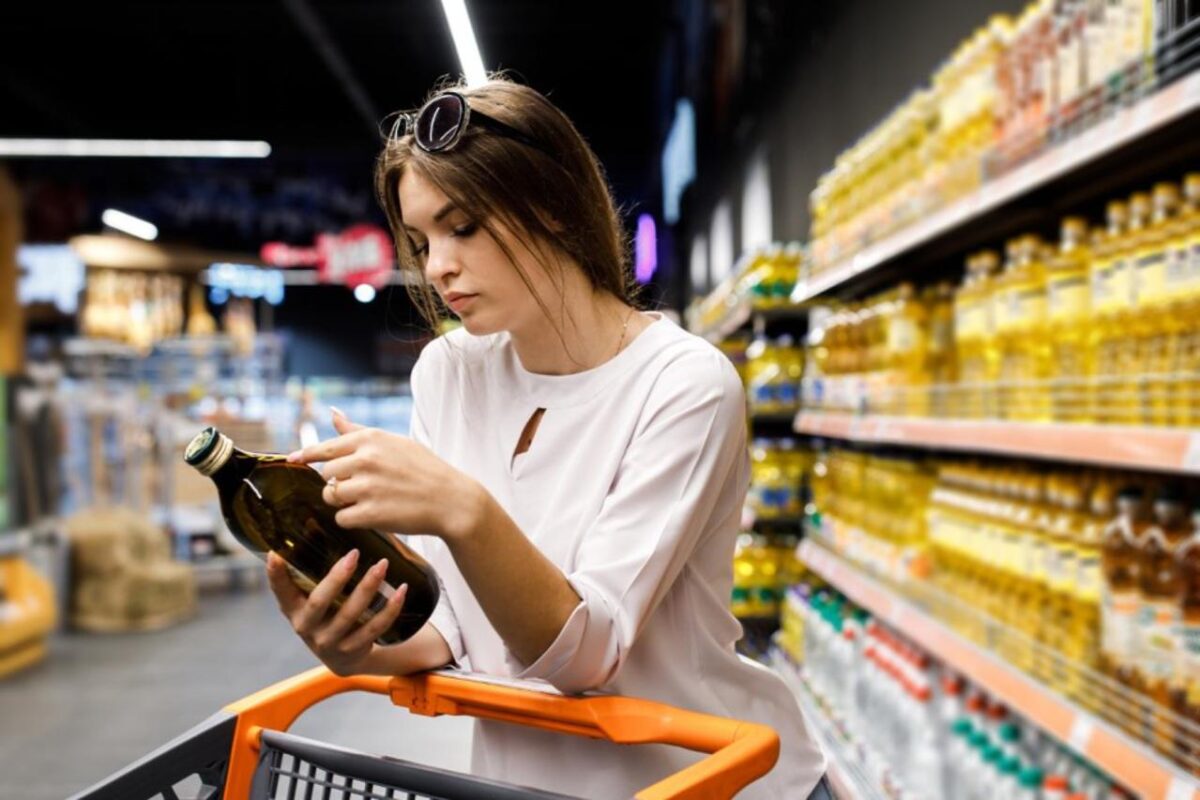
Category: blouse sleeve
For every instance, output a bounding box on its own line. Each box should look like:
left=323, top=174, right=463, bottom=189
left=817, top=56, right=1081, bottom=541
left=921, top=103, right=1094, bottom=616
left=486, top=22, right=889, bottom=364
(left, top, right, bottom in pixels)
left=402, top=345, right=466, bottom=665
left=516, top=349, right=748, bottom=693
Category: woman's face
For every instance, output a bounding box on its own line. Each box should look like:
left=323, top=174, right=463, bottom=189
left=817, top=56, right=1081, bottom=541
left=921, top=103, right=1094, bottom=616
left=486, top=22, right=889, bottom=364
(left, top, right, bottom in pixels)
left=399, top=167, right=554, bottom=337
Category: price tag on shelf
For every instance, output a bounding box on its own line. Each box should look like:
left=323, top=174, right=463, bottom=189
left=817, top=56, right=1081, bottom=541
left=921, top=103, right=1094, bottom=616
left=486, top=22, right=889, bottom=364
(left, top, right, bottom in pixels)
left=1067, top=714, right=1094, bottom=752
left=1182, top=434, right=1200, bottom=472
left=1166, top=776, right=1198, bottom=800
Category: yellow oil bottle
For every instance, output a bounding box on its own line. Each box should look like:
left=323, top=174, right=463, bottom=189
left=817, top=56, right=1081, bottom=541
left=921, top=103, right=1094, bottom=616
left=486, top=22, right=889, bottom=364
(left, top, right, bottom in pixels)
left=1173, top=507, right=1200, bottom=774
left=1134, top=184, right=1181, bottom=426
left=993, top=239, right=1024, bottom=419
left=1047, top=217, right=1094, bottom=422
left=1173, top=175, right=1200, bottom=427
left=1101, top=486, right=1149, bottom=734
left=1010, top=236, right=1052, bottom=421
left=954, top=254, right=986, bottom=417
left=886, top=283, right=930, bottom=416
left=1113, top=193, right=1152, bottom=425
left=1089, top=201, right=1129, bottom=423
left=1136, top=488, right=1190, bottom=755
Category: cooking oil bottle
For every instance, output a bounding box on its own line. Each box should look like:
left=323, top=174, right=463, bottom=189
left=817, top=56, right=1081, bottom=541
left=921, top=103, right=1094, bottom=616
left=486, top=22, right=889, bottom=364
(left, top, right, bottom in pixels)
left=1134, top=184, right=1181, bottom=426
left=927, top=282, right=957, bottom=414
left=1048, top=217, right=1094, bottom=422
left=1113, top=193, right=1153, bottom=425
left=1138, top=488, right=1190, bottom=755
left=994, top=239, right=1024, bottom=419
left=1173, top=175, right=1200, bottom=428
left=955, top=254, right=984, bottom=417
left=1011, top=236, right=1052, bottom=421
left=887, top=282, right=930, bottom=416
left=1173, top=507, right=1200, bottom=773
left=1090, top=201, right=1129, bottom=423
left=1078, top=478, right=1115, bottom=713
left=1101, top=486, right=1149, bottom=733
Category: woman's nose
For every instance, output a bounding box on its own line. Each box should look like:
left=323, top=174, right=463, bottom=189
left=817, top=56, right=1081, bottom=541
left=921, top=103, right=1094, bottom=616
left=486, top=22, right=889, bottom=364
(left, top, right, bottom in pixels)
left=423, top=242, right=460, bottom=284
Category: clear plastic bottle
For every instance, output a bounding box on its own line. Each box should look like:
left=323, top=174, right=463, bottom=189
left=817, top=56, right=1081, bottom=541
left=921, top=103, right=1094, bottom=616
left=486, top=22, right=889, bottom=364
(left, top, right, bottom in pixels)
left=1137, top=488, right=1189, bottom=753
left=1100, top=487, right=1148, bottom=732
left=1134, top=184, right=1181, bottom=425
left=1048, top=217, right=1094, bottom=421
left=1088, top=201, right=1129, bottom=422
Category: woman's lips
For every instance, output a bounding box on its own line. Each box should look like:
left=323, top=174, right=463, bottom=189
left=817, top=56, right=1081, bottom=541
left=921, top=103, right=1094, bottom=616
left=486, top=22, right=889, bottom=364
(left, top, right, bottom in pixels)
left=446, top=293, right=477, bottom=313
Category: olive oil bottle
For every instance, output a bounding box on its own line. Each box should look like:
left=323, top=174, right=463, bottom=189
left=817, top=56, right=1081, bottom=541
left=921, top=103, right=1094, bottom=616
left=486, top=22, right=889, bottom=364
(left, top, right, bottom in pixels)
left=184, top=426, right=440, bottom=643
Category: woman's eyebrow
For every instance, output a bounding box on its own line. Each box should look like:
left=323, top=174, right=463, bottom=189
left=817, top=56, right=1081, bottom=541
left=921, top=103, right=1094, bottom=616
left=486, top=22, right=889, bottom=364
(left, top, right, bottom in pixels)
left=403, top=201, right=458, bottom=234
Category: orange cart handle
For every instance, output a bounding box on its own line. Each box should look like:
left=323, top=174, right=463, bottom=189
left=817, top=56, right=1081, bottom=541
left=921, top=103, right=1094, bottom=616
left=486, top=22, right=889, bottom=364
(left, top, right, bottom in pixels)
left=220, top=666, right=780, bottom=800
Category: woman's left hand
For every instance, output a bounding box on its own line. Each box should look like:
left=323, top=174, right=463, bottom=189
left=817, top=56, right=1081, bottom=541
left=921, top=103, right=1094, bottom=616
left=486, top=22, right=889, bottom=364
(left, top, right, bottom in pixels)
left=287, top=409, right=481, bottom=541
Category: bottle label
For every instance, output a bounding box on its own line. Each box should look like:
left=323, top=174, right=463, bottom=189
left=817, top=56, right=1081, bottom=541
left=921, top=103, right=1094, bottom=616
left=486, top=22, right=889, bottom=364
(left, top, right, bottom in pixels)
left=1091, top=262, right=1114, bottom=312
left=1167, top=243, right=1190, bottom=299
left=1100, top=589, right=1140, bottom=661
left=1138, top=600, right=1180, bottom=680
left=1076, top=551, right=1102, bottom=602
left=1177, top=621, right=1200, bottom=691
left=1048, top=275, right=1089, bottom=321
left=1135, top=250, right=1168, bottom=308
left=1191, top=241, right=1200, bottom=293
left=1110, top=258, right=1133, bottom=310
left=1018, top=287, right=1047, bottom=326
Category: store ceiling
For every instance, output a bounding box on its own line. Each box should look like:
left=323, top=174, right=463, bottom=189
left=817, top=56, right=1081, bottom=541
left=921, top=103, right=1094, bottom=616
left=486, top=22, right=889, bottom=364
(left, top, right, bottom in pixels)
left=1, top=0, right=671, bottom=246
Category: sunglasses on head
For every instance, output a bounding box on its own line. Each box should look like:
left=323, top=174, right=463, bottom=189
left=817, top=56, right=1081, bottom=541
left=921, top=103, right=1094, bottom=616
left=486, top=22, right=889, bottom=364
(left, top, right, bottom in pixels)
left=405, top=91, right=553, bottom=158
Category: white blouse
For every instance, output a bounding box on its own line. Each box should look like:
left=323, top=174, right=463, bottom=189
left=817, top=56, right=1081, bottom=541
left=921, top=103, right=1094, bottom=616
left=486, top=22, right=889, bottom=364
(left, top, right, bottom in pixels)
left=406, top=313, right=825, bottom=798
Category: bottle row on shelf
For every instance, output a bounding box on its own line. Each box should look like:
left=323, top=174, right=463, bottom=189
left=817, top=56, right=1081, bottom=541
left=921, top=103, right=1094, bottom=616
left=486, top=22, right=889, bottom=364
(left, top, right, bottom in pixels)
left=808, top=0, right=1193, bottom=279
left=747, top=438, right=810, bottom=522
left=777, top=579, right=1136, bottom=800
left=731, top=533, right=802, bottom=620
left=805, top=171, right=1200, bottom=426
left=687, top=243, right=805, bottom=338
left=810, top=445, right=1200, bottom=775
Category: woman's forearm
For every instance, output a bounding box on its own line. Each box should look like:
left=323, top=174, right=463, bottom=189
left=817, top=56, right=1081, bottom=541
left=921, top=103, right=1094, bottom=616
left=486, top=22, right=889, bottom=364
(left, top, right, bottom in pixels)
left=443, top=483, right=581, bottom=666
left=365, top=621, right=455, bottom=676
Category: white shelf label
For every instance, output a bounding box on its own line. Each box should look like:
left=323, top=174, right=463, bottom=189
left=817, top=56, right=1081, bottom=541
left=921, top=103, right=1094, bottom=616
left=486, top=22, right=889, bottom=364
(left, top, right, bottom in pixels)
left=1183, top=434, right=1200, bottom=472
left=1166, top=776, right=1197, bottom=800
left=1068, top=715, right=1094, bottom=751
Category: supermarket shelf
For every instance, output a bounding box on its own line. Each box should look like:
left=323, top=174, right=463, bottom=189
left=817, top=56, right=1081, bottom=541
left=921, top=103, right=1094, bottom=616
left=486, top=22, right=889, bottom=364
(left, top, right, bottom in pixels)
left=770, top=647, right=892, bottom=800
left=793, top=410, right=1200, bottom=474
left=693, top=301, right=807, bottom=343
left=797, top=538, right=1200, bottom=800
left=791, top=69, right=1200, bottom=304
left=751, top=410, right=801, bottom=427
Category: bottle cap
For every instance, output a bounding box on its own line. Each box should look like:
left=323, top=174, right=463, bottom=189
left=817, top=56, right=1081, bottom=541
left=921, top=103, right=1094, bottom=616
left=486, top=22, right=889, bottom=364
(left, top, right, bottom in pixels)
left=1044, top=775, right=1070, bottom=790
left=999, top=722, right=1020, bottom=742
left=952, top=718, right=973, bottom=737
left=1019, top=767, right=1045, bottom=789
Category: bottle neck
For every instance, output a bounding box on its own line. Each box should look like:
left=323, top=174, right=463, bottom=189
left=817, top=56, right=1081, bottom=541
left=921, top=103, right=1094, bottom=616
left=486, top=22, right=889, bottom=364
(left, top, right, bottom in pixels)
left=192, top=431, right=234, bottom=477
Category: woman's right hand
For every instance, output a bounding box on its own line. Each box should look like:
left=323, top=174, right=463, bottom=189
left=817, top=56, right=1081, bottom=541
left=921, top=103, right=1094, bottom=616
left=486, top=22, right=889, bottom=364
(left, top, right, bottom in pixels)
left=266, top=549, right=409, bottom=677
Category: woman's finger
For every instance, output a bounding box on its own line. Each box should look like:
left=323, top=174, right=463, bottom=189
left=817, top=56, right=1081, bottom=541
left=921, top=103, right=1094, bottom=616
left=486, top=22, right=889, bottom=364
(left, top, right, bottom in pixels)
left=341, top=583, right=408, bottom=652
left=287, top=429, right=368, bottom=465
left=319, top=454, right=360, bottom=483
left=266, top=552, right=307, bottom=614
left=292, top=549, right=359, bottom=634
left=335, top=503, right=373, bottom=531
left=321, top=558, right=389, bottom=642
left=331, top=407, right=365, bottom=435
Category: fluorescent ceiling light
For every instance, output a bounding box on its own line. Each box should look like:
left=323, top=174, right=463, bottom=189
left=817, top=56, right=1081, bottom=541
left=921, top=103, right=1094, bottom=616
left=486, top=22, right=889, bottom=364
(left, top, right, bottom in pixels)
left=0, top=139, right=272, bottom=158
left=102, top=209, right=158, bottom=241
left=439, top=0, right=487, bottom=87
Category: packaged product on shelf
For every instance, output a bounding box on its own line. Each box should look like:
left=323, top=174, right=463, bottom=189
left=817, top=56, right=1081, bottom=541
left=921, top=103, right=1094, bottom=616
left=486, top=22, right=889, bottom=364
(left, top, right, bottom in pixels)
left=782, top=581, right=1136, bottom=800
left=1100, top=487, right=1148, bottom=728
left=745, top=335, right=803, bottom=416
left=1047, top=217, right=1092, bottom=422
left=1137, top=487, right=1189, bottom=754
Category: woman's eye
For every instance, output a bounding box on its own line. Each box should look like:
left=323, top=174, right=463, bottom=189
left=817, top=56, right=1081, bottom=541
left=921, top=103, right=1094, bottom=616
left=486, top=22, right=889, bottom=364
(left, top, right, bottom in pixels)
left=413, top=242, right=429, bottom=257
left=451, top=222, right=478, bottom=238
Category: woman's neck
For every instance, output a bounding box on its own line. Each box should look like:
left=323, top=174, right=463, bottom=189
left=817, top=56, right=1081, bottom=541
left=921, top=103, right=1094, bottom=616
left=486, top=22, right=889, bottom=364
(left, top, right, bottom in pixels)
left=508, top=276, right=641, bottom=376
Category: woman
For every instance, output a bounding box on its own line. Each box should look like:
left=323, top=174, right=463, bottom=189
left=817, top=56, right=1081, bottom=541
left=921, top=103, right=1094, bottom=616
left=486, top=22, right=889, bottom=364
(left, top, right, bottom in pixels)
left=269, top=77, right=830, bottom=799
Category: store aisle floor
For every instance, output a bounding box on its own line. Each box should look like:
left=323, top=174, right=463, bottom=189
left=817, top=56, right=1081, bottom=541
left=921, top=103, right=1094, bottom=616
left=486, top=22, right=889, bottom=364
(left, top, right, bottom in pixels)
left=0, top=587, right=473, bottom=800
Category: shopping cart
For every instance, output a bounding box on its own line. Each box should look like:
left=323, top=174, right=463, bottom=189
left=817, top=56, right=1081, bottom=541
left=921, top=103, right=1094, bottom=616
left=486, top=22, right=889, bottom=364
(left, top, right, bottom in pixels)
left=69, top=666, right=781, bottom=799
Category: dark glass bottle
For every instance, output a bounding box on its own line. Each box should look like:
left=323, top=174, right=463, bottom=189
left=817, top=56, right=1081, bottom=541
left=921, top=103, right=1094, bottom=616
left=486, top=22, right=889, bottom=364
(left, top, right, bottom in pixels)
left=184, top=426, right=439, bottom=643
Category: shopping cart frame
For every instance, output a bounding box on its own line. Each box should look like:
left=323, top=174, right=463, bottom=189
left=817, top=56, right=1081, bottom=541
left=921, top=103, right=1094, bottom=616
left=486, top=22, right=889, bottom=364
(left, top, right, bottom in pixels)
left=69, top=666, right=781, bottom=799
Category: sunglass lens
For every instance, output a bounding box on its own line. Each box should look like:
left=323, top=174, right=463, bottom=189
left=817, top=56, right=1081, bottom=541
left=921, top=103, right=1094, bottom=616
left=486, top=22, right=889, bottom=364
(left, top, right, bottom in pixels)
left=418, top=94, right=465, bottom=151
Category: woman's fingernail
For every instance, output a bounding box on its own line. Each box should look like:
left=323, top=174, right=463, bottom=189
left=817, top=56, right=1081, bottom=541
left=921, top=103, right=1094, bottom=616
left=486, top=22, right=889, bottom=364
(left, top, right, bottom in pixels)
left=393, top=583, right=409, bottom=603
left=342, top=549, right=360, bottom=571
left=374, top=558, right=388, bottom=574
left=286, top=450, right=302, bottom=462
left=330, top=405, right=346, bottom=418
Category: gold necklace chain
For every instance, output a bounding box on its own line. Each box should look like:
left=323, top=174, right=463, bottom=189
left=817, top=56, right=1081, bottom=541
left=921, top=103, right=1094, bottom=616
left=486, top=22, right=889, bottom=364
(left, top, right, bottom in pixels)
left=614, top=306, right=636, bottom=358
